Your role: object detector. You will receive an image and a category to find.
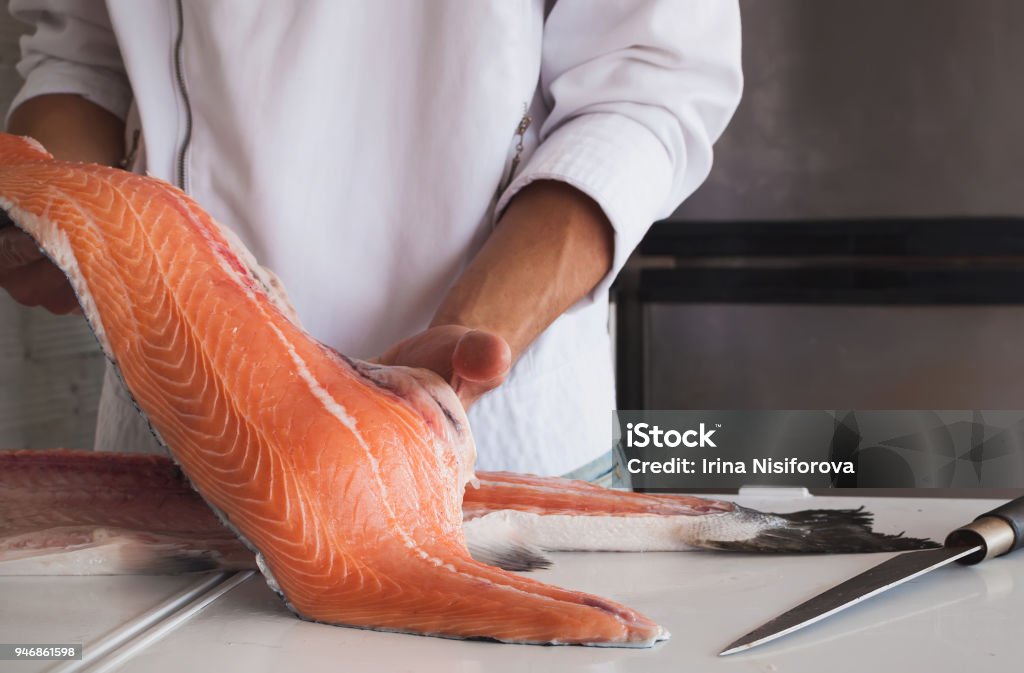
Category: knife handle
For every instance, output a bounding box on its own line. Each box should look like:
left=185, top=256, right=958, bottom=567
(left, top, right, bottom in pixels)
left=946, top=495, right=1024, bottom=565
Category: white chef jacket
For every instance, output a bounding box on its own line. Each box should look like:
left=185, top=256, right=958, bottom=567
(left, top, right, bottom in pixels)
left=9, top=0, right=742, bottom=475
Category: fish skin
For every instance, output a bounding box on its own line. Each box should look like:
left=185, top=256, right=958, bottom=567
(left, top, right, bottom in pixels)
left=460, top=471, right=938, bottom=560
left=0, top=134, right=666, bottom=647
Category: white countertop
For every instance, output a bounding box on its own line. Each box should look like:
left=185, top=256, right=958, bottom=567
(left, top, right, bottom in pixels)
left=4, top=494, right=1022, bottom=673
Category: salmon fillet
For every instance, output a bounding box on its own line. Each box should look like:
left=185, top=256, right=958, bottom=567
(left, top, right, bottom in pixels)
left=0, top=134, right=938, bottom=645
left=0, top=133, right=665, bottom=646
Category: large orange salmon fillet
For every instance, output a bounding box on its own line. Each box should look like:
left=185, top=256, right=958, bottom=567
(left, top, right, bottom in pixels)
left=0, top=133, right=665, bottom=646
left=0, top=134, right=939, bottom=645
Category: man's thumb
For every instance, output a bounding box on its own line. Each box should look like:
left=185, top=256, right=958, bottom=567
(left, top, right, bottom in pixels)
left=452, top=330, right=511, bottom=385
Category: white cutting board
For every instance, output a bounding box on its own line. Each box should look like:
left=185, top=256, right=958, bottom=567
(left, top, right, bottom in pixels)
left=3, top=495, right=1021, bottom=672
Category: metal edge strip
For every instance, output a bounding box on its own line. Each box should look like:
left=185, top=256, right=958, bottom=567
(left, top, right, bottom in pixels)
left=46, top=571, right=253, bottom=673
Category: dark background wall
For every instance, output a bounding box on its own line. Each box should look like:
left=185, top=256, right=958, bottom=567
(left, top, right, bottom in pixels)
left=675, top=0, right=1024, bottom=221
left=643, top=1, right=1024, bottom=413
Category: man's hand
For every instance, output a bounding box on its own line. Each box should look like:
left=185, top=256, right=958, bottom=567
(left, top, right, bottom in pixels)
left=381, top=181, right=613, bottom=410
left=2, top=94, right=126, bottom=315
left=0, top=227, right=79, bottom=314
left=376, top=325, right=511, bottom=409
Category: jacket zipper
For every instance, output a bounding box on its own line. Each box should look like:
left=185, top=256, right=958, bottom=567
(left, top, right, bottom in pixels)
left=497, top=105, right=532, bottom=195
left=173, top=0, right=193, bottom=192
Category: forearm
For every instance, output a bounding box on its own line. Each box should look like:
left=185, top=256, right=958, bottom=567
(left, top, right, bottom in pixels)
left=432, top=181, right=614, bottom=360
left=6, top=94, right=125, bottom=165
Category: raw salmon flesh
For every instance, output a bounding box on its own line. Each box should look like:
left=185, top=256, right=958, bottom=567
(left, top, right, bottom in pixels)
left=0, top=134, right=935, bottom=647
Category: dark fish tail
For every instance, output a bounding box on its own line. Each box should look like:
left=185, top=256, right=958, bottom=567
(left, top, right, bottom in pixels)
left=703, top=505, right=940, bottom=553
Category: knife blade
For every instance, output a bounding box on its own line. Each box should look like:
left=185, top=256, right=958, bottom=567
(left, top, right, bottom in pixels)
left=720, top=494, right=1024, bottom=656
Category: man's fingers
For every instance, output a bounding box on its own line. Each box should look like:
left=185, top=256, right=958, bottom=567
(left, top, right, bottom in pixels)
left=0, top=227, right=43, bottom=273
left=0, top=227, right=83, bottom=315
left=42, top=285, right=82, bottom=315
left=0, top=257, right=77, bottom=311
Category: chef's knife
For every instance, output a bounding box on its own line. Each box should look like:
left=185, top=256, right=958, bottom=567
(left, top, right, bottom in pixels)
left=720, top=495, right=1024, bottom=656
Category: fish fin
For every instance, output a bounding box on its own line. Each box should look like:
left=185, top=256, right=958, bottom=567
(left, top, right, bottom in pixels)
left=467, top=538, right=552, bottom=572
left=700, top=506, right=940, bottom=554
left=463, top=514, right=552, bottom=571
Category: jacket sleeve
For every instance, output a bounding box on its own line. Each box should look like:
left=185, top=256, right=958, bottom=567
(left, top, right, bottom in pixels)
left=496, top=0, right=743, bottom=303
left=7, top=0, right=131, bottom=121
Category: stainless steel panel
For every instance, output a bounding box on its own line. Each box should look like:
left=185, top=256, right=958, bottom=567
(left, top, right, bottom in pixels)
left=677, top=0, right=1024, bottom=221
left=646, top=304, right=1024, bottom=408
